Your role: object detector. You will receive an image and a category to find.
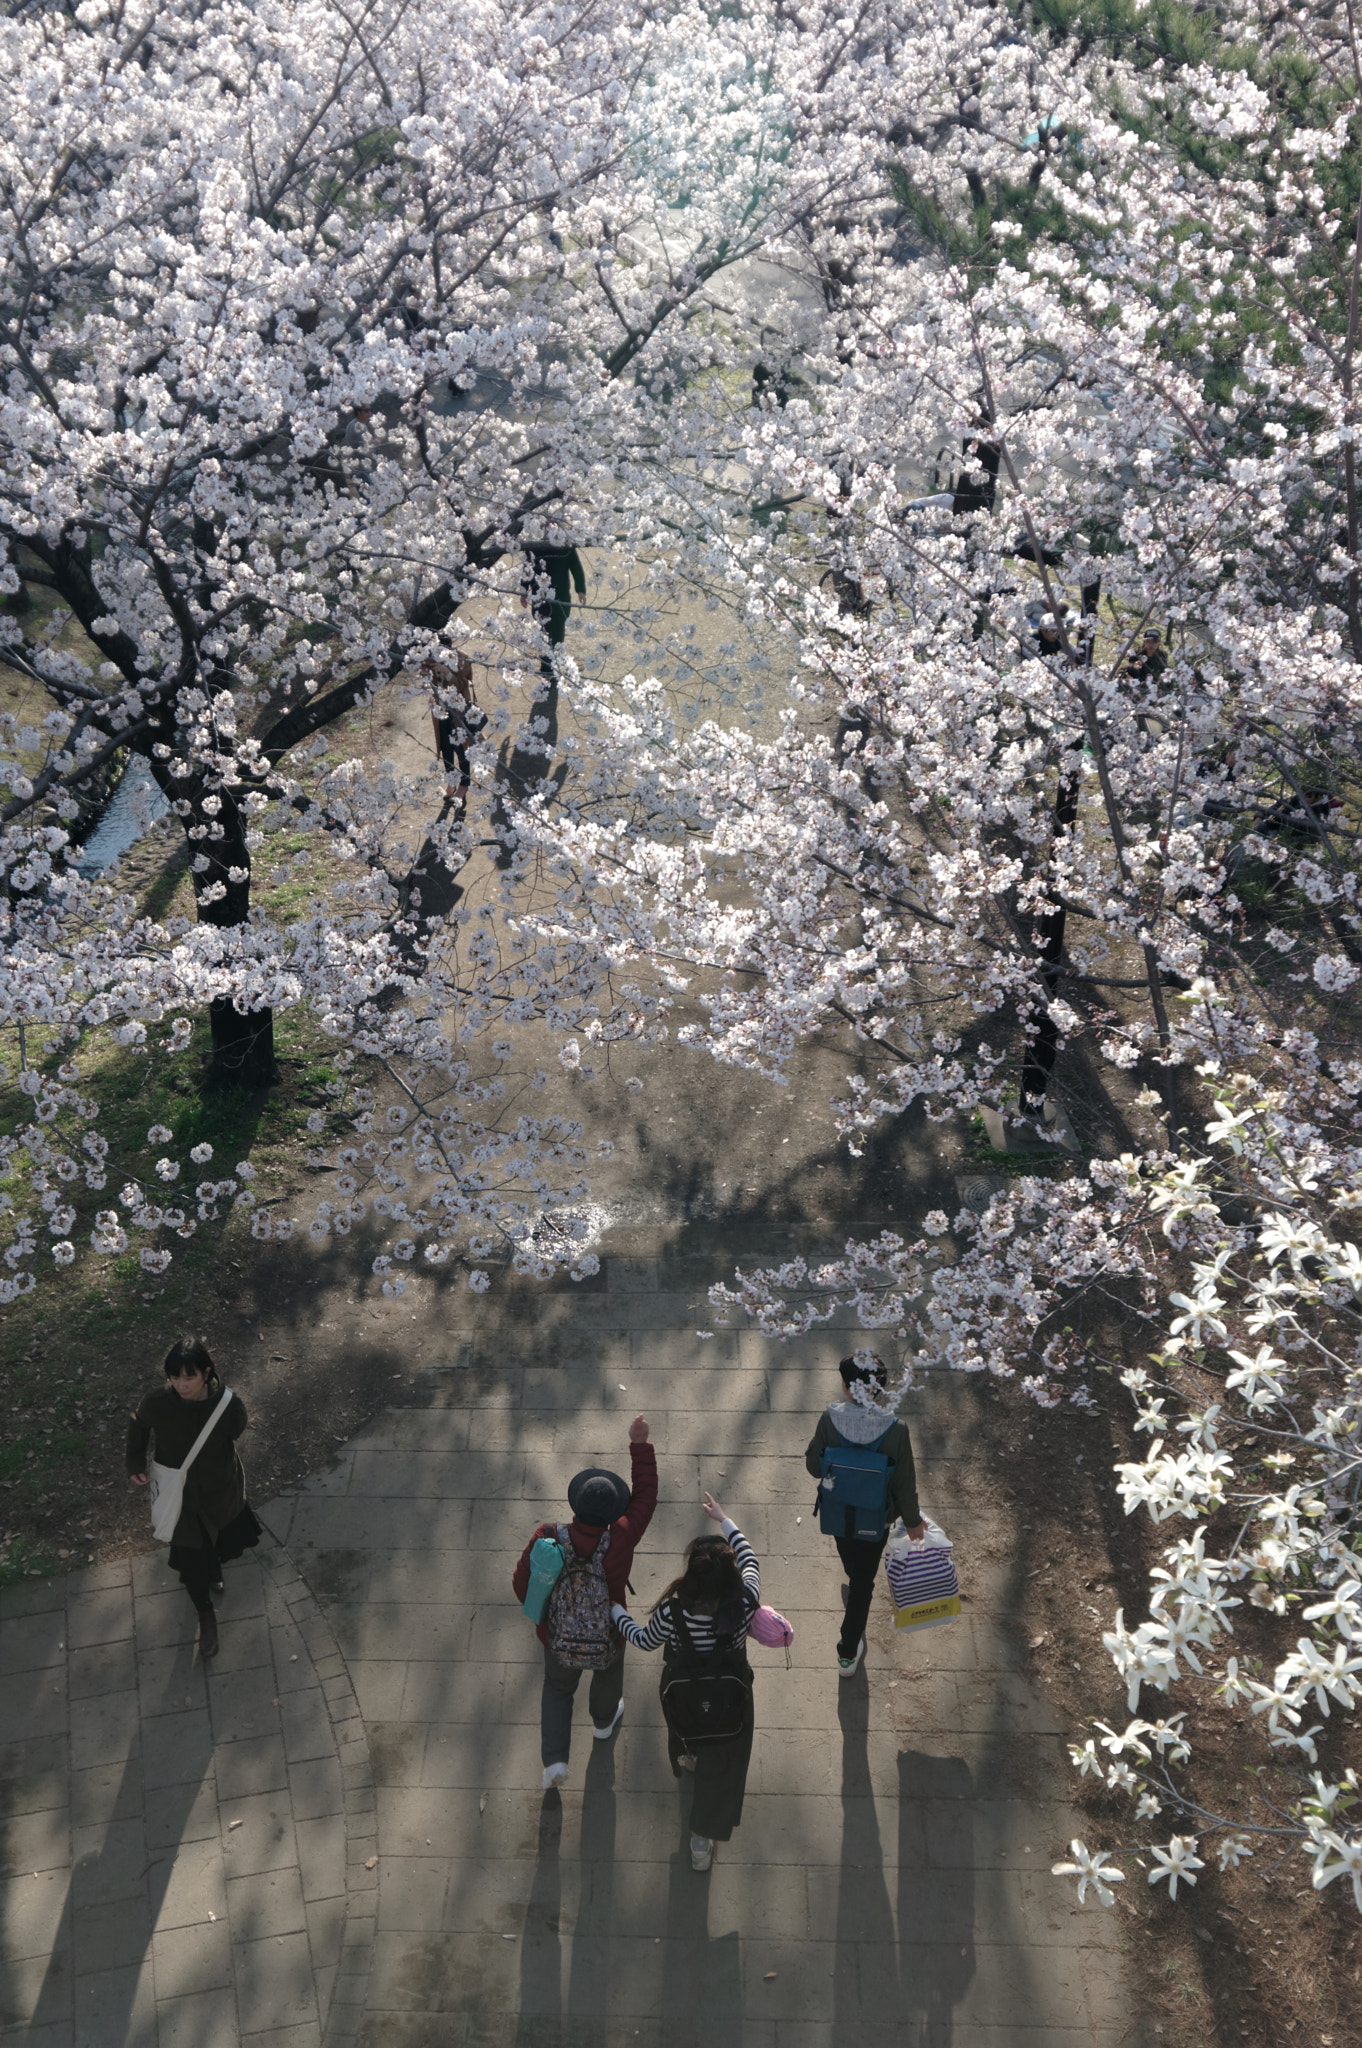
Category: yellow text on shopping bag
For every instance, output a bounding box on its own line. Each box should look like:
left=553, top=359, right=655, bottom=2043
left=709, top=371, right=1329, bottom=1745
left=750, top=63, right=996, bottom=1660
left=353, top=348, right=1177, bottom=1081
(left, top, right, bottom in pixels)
left=893, top=1593, right=962, bottom=1631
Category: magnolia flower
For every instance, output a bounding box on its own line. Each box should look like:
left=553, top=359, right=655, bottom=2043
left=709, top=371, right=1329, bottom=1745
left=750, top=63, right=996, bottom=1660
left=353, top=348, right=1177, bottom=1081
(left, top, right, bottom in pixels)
left=1147, top=1836, right=1204, bottom=1900
left=1052, top=1841, right=1125, bottom=1908
left=1167, top=1291, right=1228, bottom=1347
left=1215, top=1837, right=1253, bottom=1873
left=1308, top=1830, right=1362, bottom=1911
left=1276, top=1639, right=1362, bottom=1718
left=1096, top=1720, right=1153, bottom=1761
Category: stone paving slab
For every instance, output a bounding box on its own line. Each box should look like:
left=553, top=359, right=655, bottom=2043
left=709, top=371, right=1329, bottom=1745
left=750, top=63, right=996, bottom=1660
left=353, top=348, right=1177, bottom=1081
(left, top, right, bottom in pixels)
left=0, top=1545, right=373, bottom=2048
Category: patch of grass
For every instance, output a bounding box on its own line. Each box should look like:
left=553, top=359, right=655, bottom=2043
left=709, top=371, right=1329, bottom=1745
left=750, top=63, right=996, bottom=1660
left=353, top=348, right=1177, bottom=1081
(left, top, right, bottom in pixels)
left=0, top=995, right=367, bottom=1574
left=0, top=1534, right=59, bottom=1586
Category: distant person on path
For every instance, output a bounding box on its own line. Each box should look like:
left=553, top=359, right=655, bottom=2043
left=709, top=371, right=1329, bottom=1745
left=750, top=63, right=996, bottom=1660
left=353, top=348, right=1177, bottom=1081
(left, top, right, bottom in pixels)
left=512, top=1416, right=658, bottom=1791
left=1122, top=626, right=1168, bottom=689
left=806, top=1353, right=924, bottom=1678
left=126, top=1338, right=261, bottom=1660
left=422, top=653, right=477, bottom=805
left=611, top=1493, right=759, bottom=1873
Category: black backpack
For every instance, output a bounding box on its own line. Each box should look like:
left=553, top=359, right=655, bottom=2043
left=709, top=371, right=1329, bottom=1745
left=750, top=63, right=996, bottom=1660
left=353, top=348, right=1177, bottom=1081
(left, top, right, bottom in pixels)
left=659, top=1603, right=753, bottom=1748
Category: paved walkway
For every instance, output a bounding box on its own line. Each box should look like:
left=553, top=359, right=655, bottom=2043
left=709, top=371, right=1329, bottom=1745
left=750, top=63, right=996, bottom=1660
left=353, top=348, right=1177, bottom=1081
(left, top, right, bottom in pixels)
left=1, top=1257, right=1140, bottom=2047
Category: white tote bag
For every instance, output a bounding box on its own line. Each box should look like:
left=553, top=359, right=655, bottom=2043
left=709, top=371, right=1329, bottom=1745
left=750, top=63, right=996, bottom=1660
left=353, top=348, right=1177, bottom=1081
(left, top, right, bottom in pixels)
left=149, top=1386, right=234, bottom=1544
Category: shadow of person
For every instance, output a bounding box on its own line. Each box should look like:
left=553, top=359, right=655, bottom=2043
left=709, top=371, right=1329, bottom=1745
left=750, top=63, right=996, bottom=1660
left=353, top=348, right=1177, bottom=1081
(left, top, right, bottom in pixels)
left=9, top=1611, right=213, bottom=2048
left=514, top=1789, right=564, bottom=2046
left=835, top=1675, right=900, bottom=2035
left=897, top=1750, right=975, bottom=2048
left=488, top=660, right=569, bottom=868
left=564, top=1735, right=617, bottom=2023
left=658, top=1814, right=742, bottom=2048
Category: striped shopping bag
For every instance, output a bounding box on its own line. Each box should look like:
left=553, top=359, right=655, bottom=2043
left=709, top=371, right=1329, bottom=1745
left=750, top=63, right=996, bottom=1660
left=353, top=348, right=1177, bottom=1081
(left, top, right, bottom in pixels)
left=884, top=1518, right=961, bottom=1632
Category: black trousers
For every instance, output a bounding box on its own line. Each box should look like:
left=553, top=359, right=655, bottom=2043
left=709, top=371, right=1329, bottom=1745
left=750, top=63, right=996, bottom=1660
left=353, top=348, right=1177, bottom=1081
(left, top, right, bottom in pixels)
left=834, top=1532, right=888, bottom=1659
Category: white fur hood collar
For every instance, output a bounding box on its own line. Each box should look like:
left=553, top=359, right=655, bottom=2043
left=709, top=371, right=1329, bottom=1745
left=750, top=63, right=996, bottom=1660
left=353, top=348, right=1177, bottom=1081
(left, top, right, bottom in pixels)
left=827, top=1399, right=899, bottom=1445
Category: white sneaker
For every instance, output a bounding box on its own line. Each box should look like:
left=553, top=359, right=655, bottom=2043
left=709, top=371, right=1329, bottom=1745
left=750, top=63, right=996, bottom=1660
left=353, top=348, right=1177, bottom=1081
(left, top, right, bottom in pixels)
left=690, top=1834, right=714, bottom=1873
left=837, top=1637, right=866, bottom=1679
left=593, top=1700, right=624, bottom=1740
left=542, top=1762, right=569, bottom=1791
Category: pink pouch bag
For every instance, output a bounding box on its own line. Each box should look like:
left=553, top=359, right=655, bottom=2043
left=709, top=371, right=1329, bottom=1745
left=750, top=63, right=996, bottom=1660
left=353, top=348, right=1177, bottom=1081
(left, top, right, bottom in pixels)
left=749, top=1604, right=794, bottom=1664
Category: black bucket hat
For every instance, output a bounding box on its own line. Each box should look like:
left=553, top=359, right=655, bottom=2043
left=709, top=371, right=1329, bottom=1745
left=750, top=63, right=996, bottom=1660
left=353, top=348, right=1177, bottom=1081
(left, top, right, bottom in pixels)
left=567, top=1467, right=632, bottom=1527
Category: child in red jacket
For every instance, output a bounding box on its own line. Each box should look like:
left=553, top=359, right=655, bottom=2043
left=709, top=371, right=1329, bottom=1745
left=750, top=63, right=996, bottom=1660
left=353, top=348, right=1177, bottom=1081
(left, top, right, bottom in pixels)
left=512, top=1416, right=657, bottom=1789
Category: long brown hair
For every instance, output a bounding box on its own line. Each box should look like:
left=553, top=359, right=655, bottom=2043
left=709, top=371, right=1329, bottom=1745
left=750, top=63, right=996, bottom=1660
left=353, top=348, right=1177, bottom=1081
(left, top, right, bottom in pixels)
left=652, top=1534, right=744, bottom=1622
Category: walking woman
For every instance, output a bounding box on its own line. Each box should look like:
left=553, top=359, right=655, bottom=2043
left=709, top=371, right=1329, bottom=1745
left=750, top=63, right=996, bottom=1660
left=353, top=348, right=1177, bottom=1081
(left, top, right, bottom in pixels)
left=611, top=1492, right=759, bottom=1873
left=127, top=1337, right=261, bottom=1659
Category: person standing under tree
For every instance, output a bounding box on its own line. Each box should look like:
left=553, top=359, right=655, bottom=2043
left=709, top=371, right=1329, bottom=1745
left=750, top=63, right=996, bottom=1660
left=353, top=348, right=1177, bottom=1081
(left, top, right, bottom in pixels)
left=805, top=1352, right=924, bottom=1677
left=126, top=1338, right=262, bottom=1659
left=512, top=1416, right=658, bottom=1790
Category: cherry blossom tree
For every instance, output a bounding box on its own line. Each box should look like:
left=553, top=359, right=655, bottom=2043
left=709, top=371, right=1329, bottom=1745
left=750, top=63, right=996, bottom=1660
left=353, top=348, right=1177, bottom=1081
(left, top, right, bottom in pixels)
left=0, top=0, right=946, bottom=1296
left=516, top=0, right=1362, bottom=1283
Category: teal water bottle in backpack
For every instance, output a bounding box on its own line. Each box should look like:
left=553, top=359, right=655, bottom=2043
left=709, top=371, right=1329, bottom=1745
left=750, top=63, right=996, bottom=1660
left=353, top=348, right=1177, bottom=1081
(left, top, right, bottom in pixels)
left=817, top=1426, right=895, bottom=1541
left=522, top=1531, right=566, bottom=1624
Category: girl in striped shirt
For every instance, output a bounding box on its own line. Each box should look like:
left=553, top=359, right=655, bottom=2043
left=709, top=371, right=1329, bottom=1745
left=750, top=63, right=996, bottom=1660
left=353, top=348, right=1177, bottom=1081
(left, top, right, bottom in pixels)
left=611, top=1492, right=759, bottom=1871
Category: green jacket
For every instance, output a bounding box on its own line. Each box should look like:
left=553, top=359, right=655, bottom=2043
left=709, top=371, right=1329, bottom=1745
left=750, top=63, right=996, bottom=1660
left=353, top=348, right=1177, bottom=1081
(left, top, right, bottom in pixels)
left=804, top=1406, right=921, bottom=1529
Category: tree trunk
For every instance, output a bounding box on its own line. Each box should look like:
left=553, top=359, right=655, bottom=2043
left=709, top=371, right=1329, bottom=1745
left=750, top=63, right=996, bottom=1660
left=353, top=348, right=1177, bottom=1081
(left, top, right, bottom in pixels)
left=143, top=749, right=279, bottom=1092
left=199, top=791, right=278, bottom=1090
left=207, top=997, right=277, bottom=1090
left=1019, top=573, right=1101, bottom=1118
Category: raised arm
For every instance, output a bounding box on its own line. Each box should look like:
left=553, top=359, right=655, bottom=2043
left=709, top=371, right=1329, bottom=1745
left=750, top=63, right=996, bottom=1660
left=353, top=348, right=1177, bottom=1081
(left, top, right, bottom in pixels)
left=723, top=1521, right=760, bottom=1607
left=620, top=1419, right=658, bottom=1543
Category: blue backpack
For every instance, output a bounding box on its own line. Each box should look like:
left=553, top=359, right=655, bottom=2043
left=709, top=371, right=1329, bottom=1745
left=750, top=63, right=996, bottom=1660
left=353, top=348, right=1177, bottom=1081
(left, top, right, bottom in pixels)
left=818, top=1426, right=895, bottom=1541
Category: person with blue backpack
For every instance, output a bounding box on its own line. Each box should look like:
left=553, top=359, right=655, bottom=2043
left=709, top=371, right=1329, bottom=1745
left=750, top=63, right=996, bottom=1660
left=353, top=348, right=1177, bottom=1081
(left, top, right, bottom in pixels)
left=805, top=1353, right=924, bottom=1677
